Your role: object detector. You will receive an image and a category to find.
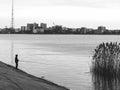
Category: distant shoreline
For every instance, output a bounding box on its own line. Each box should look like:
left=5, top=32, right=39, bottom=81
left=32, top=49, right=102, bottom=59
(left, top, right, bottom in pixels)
left=0, top=33, right=120, bottom=35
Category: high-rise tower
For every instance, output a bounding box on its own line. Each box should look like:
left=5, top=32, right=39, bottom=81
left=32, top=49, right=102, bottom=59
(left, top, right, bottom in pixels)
left=11, top=0, right=14, bottom=29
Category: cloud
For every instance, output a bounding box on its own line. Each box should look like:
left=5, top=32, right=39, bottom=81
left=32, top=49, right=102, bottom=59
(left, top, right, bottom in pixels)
left=1, top=0, right=120, bottom=8
left=14, top=0, right=120, bottom=8
left=50, top=0, right=120, bottom=8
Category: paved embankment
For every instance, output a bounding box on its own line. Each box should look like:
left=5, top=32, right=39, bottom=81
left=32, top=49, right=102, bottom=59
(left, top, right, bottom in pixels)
left=0, top=61, right=69, bottom=90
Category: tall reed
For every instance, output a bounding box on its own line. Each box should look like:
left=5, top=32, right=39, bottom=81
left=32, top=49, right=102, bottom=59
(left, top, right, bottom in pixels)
left=92, top=42, right=120, bottom=77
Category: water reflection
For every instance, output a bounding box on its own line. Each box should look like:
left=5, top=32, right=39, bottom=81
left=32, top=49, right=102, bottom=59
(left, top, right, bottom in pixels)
left=92, top=73, right=120, bottom=90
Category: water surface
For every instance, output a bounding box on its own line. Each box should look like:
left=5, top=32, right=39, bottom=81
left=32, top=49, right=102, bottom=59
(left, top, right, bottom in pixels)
left=0, top=35, right=120, bottom=90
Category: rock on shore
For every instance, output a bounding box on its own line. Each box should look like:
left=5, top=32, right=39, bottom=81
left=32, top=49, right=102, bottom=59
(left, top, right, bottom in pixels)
left=0, top=61, right=69, bottom=90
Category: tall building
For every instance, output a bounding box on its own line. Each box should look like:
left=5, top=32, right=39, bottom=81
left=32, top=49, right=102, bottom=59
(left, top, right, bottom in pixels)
left=98, top=26, right=106, bottom=33
left=40, top=23, right=47, bottom=30
left=21, top=26, right=27, bottom=31
left=80, top=27, right=88, bottom=34
left=27, top=23, right=34, bottom=31
left=33, top=23, right=39, bottom=29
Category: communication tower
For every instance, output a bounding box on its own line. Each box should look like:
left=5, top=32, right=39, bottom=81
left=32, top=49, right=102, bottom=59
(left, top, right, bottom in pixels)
left=11, top=0, right=14, bottom=29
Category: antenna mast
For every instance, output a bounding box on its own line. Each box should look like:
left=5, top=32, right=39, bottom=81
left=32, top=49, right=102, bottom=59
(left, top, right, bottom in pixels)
left=11, top=0, right=14, bottom=29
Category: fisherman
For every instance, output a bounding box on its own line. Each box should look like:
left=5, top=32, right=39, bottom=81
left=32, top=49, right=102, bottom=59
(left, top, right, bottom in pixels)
left=15, top=54, right=19, bottom=69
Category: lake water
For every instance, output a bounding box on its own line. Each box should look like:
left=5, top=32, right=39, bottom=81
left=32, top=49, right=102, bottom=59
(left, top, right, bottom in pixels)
left=0, top=35, right=120, bottom=90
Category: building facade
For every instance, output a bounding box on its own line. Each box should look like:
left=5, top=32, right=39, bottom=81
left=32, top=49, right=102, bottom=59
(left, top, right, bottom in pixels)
left=98, top=26, right=106, bottom=33
left=40, top=23, right=47, bottom=30
left=33, top=23, right=39, bottom=29
left=27, top=23, right=34, bottom=31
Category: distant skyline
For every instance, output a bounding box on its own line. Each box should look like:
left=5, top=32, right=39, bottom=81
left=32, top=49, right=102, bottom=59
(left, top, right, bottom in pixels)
left=0, top=0, right=120, bottom=29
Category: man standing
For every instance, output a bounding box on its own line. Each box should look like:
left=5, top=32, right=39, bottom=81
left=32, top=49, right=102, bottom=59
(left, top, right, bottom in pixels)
left=15, top=54, right=19, bottom=69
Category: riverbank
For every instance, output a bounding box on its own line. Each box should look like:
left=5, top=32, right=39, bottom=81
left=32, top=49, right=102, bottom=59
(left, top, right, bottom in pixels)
left=0, top=61, right=69, bottom=90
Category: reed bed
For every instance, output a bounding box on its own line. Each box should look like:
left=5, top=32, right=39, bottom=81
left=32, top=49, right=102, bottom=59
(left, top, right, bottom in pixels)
left=92, top=42, right=120, bottom=77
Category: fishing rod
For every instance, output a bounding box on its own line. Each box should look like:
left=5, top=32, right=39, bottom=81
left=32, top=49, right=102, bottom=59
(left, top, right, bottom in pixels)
left=11, top=39, right=14, bottom=65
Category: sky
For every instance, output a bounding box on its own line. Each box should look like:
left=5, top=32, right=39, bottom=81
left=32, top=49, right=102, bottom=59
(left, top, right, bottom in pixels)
left=0, top=0, right=120, bottom=29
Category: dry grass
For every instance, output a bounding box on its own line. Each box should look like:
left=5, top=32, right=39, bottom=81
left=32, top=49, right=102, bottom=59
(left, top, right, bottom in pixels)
left=92, top=42, right=120, bottom=77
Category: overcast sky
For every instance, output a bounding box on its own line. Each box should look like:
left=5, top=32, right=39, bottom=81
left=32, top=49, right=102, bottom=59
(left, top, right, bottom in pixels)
left=0, top=0, right=120, bottom=29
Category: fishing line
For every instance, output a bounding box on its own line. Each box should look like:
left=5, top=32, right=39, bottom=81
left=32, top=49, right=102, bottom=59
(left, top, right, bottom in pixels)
left=20, top=60, right=56, bottom=66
